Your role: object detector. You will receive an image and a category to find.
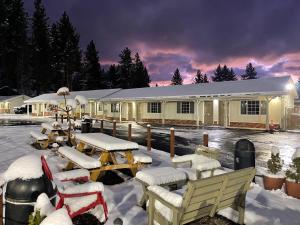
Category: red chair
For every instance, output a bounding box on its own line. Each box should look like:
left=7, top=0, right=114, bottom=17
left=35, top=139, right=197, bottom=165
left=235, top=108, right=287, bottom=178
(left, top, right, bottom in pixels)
left=41, top=155, right=108, bottom=220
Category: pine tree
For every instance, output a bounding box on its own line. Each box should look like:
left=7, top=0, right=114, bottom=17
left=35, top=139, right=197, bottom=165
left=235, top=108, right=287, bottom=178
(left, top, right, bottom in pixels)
left=0, top=0, right=7, bottom=87
left=1, top=0, right=29, bottom=94
left=55, top=12, right=82, bottom=91
left=83, top=40, right=103, bottom=90
left=107, top=64, right=119, bottom=88
left=132, top=53, right=150, bottom=88
left=227, top=67, right=237, bottom=81
left=171, top=68, right=183, bottom=85
left=203, top=74, right=209, bottom=83
left=212, top=64, right=223, bottom=82
left=118, top=47, right=133, bottom=89
left=241, top=63, right=257, bottom=80
left=31, top=0, right=52, bottom=95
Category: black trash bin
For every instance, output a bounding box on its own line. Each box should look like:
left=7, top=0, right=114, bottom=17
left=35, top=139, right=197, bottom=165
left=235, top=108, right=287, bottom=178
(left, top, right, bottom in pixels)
left=234, top=139, right=255, bottom=170
left=5, top=174, right=56, bottom=225
left=81, top=117, right=92, bottom=133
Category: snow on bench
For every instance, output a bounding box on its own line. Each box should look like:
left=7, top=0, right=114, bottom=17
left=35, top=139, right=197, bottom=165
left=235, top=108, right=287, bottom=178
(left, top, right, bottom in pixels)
left=42, top=123, right=62, bottom=131
left=75, top=133, right=139, bottom=151
left=172, top=154, right=221, bottom=171
left=58, top=146, right=100, bottom=169
left=62, top=182, right=104, bottom=194
left=53, top=169, right=90, bottom=182
left=133, top=153, right=152, bottom=164
left=136, top=167, right=186, bottom=186
left=30, top=131, right=49, bottom=141
left=40, top=208, right=73, bottom=225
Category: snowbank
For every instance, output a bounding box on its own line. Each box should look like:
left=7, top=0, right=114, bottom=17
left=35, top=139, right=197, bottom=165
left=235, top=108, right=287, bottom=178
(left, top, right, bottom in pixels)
left=35, top=193, right=55, bottom=217
left=292, top=147, right=300, bottom=159
left=40, top=208, right=73, bottom=225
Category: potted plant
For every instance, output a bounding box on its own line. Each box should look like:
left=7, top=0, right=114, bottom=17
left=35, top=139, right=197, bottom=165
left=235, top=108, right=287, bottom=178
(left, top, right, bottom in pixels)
left=285, top=148, right=300, bottom=199
left=263, top=147, right=285, bottom=190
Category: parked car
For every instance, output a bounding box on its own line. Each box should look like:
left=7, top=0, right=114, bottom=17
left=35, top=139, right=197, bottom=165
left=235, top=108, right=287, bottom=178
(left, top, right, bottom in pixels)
left=13, top=105, right=32, bottom=114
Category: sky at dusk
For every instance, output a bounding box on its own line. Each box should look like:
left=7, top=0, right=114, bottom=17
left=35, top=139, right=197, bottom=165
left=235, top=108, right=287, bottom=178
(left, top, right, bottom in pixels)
left=25, top=0, right=300, bottom=85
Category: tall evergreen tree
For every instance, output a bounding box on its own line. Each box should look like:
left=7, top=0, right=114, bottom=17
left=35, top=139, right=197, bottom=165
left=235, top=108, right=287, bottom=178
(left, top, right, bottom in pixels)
left=1, top=0, right=29, bottom=93
left=132, top=53, right=150, bottom=88
left=171, top=68, right=183, bottom=85
left=31, top=0, right=51, bottom=95
left=227, top=67, right=237, bottom=81
left=0, top=0, right=7, bottom=87
left=241, top=63, right=257, bottom=80
left=212, top=64, right=223, bottom=82
left=194, top=69, right=209, bottom=84
left=107, top=64, right=119, bottom=88
left=203, top=74, right=209, bottom=83
left=54, top=12, right=81, bottom=90
left=82, top=40, right=103, bottom=90
left=118, top=47, right=133, bottom=89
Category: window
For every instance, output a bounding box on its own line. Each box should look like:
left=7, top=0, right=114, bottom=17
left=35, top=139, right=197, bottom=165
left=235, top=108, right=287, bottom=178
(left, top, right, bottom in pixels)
left=147, top=102, right=161, bottom=113
left=98, top=103, right=103, bottom=111
left=177, top=101, right=194, bottom=114
left=241, top=100, right=266, bottom=115
left=111, top=103, right=119, bottom=113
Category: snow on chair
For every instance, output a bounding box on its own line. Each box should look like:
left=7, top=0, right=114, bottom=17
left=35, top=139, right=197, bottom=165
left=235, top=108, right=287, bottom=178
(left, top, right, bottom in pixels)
left=41, top=155, right=108, bottom=221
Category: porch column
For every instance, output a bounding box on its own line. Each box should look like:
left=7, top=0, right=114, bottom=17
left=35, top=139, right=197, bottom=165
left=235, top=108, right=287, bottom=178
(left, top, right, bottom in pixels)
left=202, top=101, right=205, bottom=125
left=135, top=102, right=139, bottom=122
left=280, top=96, right=286, bottom=130
left=213, top=99, right=219, bottom=125
left=224, top=100, right=228, bottom=127
left=79, top=105, right=82, bottom=118
left=94, top=101, right=97, bottom=117
left=161, top=101, right=166, bottom=125
left=265, top=96, right=271, bottom=130
left=89, top=102, right=92, bottom=117
left=102, top=102, right=105, bottom=119
left=196, top=100, right=200, bottom=126
left=42, top=102, right=45, bottom=117
left=119, top=102, right=122, bottom=122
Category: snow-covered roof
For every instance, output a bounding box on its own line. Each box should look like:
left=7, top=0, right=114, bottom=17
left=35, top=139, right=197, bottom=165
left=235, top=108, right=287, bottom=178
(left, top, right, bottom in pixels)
left=0, top=95, right=29, bottom=102
left=103, top=76, right=296, bottom=101
left=24, top=89, right=121, bottom=103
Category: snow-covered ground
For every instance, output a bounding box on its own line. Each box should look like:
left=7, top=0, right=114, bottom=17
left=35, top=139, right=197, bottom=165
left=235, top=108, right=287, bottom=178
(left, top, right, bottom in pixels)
left=0, top=124, right=300, bottom=225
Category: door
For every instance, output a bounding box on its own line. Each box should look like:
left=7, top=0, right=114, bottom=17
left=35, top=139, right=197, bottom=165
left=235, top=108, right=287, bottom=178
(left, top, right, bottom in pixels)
left=204, top=101, right=213, bottom=125
left=218, top=101, right=224, bottom=126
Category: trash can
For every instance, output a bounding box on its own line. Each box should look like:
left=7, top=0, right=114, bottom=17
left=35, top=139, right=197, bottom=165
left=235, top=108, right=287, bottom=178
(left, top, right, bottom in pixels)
left=5, top=174, right=56, bottom=225
left=81, top=117, right=92, bottom=133
left=234, top=139, right=255, bottom=170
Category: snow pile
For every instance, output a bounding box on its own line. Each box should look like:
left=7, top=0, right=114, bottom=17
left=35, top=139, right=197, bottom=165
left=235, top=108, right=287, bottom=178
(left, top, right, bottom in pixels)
left=271, top=146, right=280, bottom=155
left=62, top=182, right=104, bottom=194
left=4, top=154, right=43, bottom=182
left=75, top=95, right=88, bottom=106
left=133, top=153, right=152, bottom=164
left=52, top=143, right=59, bottom=149
left=58, top=146, right=100, bottom=169
left=30, top=131, right=48, bottom=141
left=136, top=167, right=186, bottom=185
left=40, top=208, right=73, bottom=225
left=35, top=193, right=55, bottom=217
left=53, top=169, right=90, bottom=182
left=56, top=87, right=70, bottom=96
left=75, top=133, right=139, bottom=151
left=292, top=147, right=300, bottom=159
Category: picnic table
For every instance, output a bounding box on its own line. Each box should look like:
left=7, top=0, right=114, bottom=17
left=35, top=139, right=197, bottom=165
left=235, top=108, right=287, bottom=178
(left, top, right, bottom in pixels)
left=61, top=133, right=150, bottom=181
left=41, top=122, right=69, bottom=143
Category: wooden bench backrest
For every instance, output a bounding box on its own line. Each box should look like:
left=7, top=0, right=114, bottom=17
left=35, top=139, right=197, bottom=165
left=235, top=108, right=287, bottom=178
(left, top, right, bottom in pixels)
left=180, top=167, right=255, bottom=224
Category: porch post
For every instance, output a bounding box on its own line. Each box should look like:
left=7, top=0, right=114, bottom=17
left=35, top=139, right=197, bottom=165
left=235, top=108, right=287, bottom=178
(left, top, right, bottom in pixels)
left=102, top=102, right=105, bottom=119
left=27, top=103, right=30, bottom=117
left=162, top=101, right=166, bottom=125
left=42, top=102, right=45, bottom=117
left=135, top=102, right=139, bottom=122
left=119, top=102, right=122, bottom=122
left=224, top=100, right=228, bottom=127
left=265, top=97, right=271, bottom=130
left=196, top=100, right=200, bottom=126
left=280, top=96, right=286, bottom=130
left=202, top=101, right=205, bottom=125
left=94, top=101, right=97, bottom=117
left=89, top=102, right=92, bottom=117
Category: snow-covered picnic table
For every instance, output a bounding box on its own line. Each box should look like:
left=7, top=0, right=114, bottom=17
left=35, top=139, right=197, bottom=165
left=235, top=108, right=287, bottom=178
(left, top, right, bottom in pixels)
left=40, top=122, right=69, bottom=143
left=59, top=133, right=151, bottom=181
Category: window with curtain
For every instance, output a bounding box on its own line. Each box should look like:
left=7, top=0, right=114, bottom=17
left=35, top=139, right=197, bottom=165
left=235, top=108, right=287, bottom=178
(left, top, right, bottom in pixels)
left=241, top=100, right=266, bottom=115
left=111, top=103, right=119, bottom=112
left=177, top=101, right=194, bottom=114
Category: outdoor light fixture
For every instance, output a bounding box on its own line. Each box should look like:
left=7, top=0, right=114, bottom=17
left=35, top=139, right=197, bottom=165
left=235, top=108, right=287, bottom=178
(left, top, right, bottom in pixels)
left=285, top=83, right=293, bottom=90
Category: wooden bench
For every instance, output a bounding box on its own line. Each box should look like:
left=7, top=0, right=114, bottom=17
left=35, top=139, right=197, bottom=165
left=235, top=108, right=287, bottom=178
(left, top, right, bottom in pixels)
left=147, top=167, right=256, bottom=225
left=30, top=131, right=49, bottom=149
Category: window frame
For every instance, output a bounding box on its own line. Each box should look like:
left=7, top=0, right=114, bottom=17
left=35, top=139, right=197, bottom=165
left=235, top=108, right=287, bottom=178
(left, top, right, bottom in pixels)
left=111, top=103, right=120, bottom=113
left=240, top=100, right=266, bottom=115
left=177, top=101, right=194, bottom=114
left=147, top=102, right=161, bottom=114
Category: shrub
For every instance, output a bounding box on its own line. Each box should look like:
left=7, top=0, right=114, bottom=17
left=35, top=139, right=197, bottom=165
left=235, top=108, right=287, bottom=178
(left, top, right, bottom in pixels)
left=286, top=158, right=300, bottom=183
left=267, top=153, right=283, bottom=175
left=28, top=210, right=45, bottom=225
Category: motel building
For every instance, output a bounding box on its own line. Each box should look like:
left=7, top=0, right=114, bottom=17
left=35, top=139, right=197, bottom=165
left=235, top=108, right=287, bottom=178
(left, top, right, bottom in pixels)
left=0, top=95, right=31, bottom=113
left=24, top=76, right=298, bottom=130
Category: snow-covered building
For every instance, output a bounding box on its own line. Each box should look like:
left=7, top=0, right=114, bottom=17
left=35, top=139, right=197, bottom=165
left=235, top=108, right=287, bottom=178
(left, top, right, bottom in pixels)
left=25, top=76, right=298, bottom=130
left=0, top=95, right=31, bottom=113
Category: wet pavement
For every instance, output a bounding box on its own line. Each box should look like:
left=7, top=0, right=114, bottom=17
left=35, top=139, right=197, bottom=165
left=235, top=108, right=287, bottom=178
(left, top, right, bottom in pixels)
left=94, top=122, right=300, bottom=169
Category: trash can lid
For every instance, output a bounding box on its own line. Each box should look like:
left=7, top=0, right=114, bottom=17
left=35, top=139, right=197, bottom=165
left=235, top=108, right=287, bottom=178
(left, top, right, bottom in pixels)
left=235, top=139, right=255, bottom=151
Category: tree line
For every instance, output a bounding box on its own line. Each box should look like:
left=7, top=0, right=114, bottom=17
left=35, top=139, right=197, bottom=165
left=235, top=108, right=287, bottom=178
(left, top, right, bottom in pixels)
left=170, top=62, right=258, bottom=85
left=0, top=0, right=150, bottom=96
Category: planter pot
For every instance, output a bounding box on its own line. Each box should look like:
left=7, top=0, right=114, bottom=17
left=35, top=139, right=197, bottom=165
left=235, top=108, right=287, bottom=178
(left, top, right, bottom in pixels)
left=285, top=180, right=300, bottom=199
left=263, top=175, right=285, bottom=190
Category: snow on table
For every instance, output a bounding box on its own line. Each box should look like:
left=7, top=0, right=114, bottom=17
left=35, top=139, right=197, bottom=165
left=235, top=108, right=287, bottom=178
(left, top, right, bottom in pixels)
left=75, top=133, right=139, bottom=151
left=136, top=167, right=186, bottom=185
left=58, top=146, right=100, bottom=169
left=30, top=131, right=48, bottom=141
